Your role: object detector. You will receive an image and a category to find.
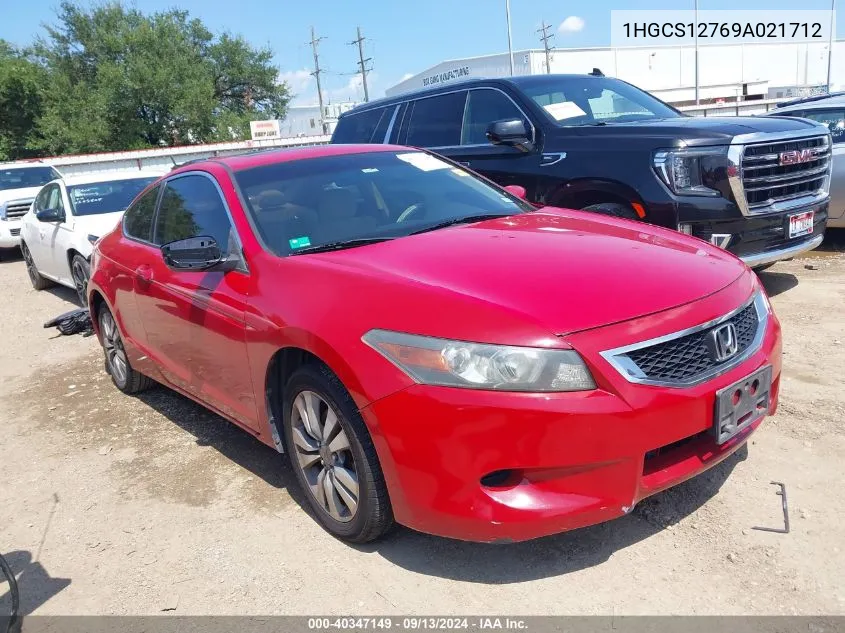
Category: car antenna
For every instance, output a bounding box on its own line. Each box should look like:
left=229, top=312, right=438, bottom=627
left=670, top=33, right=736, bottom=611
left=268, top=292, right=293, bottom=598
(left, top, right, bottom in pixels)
left=589, top=68, right=604, bottom=77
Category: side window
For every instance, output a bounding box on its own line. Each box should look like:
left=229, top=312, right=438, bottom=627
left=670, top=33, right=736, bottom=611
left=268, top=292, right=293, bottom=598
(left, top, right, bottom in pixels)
left=34, top=185, right=53, bottom=212
left=370, top=106, right=395, bottom=144
left=406, top=91, right=467, bottom=147
left=332, top=107, right=387, bottom=143
left=461, top=89, right=528, bottom=145
left=154, top=175, right=233, bottom=250
left=801, top=109, right=845, bottom=143
left=123, top=185, right=160, bottom=242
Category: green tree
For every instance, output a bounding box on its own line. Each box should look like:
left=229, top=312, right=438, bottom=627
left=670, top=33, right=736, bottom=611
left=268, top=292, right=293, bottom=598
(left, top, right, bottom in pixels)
left=30, top=1, right=291, bottom=155
left=0, top=40, right=47, bottom=161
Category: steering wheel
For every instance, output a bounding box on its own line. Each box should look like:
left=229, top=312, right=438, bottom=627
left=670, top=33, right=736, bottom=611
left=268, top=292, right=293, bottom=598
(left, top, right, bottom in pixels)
left=396, top=202, right=426, bottom=223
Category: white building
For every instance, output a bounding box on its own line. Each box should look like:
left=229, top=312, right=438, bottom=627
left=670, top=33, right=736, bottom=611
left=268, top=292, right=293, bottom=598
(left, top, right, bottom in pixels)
left=278, top=102, right=359, bottom=138
left=386, top=40, right=845, bottom=106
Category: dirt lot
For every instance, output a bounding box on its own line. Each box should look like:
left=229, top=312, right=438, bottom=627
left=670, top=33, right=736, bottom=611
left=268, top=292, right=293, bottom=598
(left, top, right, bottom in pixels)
left=1, top=237, right=844, bottom=616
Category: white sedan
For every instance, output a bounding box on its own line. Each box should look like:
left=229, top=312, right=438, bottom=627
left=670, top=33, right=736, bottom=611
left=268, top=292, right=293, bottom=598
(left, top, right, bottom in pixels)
left=20, top=170, right=163, bottom=305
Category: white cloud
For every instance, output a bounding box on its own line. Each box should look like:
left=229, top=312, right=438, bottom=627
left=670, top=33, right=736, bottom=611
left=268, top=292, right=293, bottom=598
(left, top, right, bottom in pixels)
left=278, top=69, right=314, bottom=104
left=327, top=72, right=379, bottom=103
left=558, top=16, right=585, bottom=33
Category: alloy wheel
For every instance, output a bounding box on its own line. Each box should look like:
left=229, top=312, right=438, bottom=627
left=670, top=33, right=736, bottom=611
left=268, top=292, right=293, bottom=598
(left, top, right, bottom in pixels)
left=71, top=259, right=88, bottom=306
left=291, top=390, right=359, bottom=522
left=22, top=246, right=39, bottom=286
left=100, top=311, right=128, bottom=386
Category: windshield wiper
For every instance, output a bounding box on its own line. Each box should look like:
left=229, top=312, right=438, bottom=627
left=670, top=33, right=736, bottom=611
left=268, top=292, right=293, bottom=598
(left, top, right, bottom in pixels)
left=410, top=213, right=514, bottom=236
left=289, top=236, right=396, bottom=255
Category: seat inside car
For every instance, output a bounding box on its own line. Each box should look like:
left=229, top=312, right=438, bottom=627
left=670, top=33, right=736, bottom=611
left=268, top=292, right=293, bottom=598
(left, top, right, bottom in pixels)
left=253, top=189, right=319, bottom=252
left=316, top=187, right=376, bottom=242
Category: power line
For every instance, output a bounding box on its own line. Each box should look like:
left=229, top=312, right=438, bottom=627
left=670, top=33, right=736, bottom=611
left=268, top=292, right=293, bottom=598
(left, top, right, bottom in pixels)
left=308, top=26, right=328, bottom=134
left=349, top=26, right=372, bottom=102
left=537, top=21, right=555, bottom=74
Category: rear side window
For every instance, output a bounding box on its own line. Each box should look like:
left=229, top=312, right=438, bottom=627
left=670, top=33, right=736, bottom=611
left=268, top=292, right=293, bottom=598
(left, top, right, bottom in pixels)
left=801, top=109, right=845, bottom=143
left=406, top=91, right=467, bottom=147
left=123, top=184, right=160, bottom=242
left=154, top=175, right=233, bottom=250
left=333, top=107, right=387, bottom=143
left=462, top=89, right=527, bottom=145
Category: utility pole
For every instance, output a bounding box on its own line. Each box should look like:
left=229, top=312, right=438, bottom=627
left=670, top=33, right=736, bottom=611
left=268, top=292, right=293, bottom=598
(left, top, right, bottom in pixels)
left=505, top=0, right=514, bottom=75
left=537, top=21, right=554, bottom=73
left=309, top=26, right=328, bottom=134
left=349, top=26, right=372, bottom=102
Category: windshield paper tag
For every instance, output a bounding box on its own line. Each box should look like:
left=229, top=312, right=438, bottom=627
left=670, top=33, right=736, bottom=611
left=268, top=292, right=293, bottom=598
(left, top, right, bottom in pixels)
left=543, top=101, right=586, bottom=121
left=289, top=236, right=311, bottom=249
left=396, top=153, right=450, bottom=171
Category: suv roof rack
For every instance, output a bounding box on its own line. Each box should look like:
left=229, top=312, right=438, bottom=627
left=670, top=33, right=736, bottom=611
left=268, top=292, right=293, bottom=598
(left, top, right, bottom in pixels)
left=775, top=90, right=845, bottom=108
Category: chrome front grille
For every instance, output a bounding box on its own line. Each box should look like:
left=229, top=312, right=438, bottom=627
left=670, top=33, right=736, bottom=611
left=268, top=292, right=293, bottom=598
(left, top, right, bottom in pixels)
left=741, top=135, right=830, bottom=210
left=3, top=199, right=33, bottom=220
left=600, top=293, right=769, bottom=388
left=9, top=228, right=20, bottom=237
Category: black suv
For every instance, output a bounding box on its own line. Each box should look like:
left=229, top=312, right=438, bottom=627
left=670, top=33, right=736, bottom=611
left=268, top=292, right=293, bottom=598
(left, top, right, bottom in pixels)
left=332, top=74, right=831, bottom=268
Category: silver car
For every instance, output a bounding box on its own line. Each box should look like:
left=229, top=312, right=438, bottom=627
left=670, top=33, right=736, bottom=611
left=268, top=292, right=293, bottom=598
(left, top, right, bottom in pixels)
left=765, top=93, right=845, bottom=228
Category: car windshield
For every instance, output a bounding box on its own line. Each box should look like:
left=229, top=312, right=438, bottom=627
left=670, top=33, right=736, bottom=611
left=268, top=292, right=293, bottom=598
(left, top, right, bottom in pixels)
left=233, top=150, right=534, bottom=256
left=0, top=166, right=61, bottom=191
left=67, top=177, right=158, bottom=216
left=520, top=76, right=680, bottom=126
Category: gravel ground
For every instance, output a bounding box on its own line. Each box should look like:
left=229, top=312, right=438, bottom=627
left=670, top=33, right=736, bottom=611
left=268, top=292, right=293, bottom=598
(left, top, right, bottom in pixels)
left=0, top=237, right=844, bottom=616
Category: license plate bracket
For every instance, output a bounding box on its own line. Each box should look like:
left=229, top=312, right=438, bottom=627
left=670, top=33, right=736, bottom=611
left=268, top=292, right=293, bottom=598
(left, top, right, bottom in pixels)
left=787, top=210, right=814, bottom=239
left=714, top=365, right=772, bottom=445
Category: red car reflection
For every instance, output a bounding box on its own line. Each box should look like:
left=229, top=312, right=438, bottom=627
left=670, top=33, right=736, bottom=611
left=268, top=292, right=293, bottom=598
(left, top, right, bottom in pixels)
left=87, top=145, right=781, bottom=543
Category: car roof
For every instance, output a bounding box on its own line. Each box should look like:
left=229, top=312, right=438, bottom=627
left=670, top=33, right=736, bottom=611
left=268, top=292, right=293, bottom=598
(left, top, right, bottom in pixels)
left=61, top=170, right=166, bottom=186
left=339, top=73, right=608, bottom=117
left=775, top=92, right=845, bottom=112
left=178, top=143, right=413, bottom=173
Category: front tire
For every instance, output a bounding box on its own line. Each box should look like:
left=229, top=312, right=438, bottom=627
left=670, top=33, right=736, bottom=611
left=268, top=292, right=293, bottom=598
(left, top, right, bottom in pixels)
left=21, top=242, right=53, bottom=290
left=98, top=307, right=153, bottom=394
left=70, top=254, right=91, bottom=307
left=582, top=202, right=639, bottom=220
left=282, top=363, right=393, bottom=543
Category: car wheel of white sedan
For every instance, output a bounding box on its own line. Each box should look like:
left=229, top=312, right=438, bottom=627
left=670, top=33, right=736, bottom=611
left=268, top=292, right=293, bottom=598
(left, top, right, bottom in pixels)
left=21, top=242, right=53, bottom=291
left=70, top=253, right=91, bottom=307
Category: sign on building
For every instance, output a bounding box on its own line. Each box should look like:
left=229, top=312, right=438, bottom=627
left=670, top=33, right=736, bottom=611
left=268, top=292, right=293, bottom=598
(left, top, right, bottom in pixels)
left=250, top=119, right=282, bottom=140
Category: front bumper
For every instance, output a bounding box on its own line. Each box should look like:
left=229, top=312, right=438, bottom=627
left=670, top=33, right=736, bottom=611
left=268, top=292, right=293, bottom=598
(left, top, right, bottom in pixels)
left=680, top=202, right=827, bottom=266
left=361, top=276, right=782, bottom=543
left=0, top=220, right=22, bottom=249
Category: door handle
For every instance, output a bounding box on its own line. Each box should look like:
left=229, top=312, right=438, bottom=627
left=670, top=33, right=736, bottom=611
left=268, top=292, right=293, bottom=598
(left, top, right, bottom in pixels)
left=135, top=265, right=153, bottom=283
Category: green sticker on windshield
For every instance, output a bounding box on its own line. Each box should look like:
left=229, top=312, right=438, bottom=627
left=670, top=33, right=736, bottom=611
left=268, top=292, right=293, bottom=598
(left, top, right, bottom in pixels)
left=289, top=236, right=311, bottom=249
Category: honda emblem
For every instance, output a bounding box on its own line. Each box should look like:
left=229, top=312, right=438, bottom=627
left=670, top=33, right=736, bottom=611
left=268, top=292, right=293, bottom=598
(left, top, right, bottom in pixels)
left=709, top=323, right=739, bottom=362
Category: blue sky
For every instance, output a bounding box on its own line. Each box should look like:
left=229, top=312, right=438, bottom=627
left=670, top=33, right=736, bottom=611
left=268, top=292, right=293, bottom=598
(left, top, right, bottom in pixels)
left=1, top=0, right=841, bottom=104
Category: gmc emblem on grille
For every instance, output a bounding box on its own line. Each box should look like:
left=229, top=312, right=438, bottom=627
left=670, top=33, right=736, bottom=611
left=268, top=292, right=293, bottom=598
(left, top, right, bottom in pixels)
left=779, top=149, right=816, bottom=166
left=709, top=323, right=739, bottom=362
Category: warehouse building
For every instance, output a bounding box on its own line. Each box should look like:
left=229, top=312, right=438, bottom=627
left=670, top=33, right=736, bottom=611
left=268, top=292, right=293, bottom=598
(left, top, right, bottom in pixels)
left=386, top=39, right=845, bottom=106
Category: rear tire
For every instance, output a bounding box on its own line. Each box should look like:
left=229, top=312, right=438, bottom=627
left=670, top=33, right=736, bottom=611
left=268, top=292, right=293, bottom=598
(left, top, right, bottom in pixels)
left=70, top=253, right=91, bottom=307
left=21, top=242, right=53, bottom=290
left=582, top=202, right=639, bottom=220
left=98, top=307, right=154, bottom=394
left=282, top=363, right=394, bottom=543
left=753, top=263, right=775, bottom=273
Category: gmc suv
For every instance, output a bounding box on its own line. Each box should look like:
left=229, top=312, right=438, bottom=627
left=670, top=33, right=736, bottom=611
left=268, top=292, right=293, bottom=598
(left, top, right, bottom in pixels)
left=332, top=74, right=831, bottom=268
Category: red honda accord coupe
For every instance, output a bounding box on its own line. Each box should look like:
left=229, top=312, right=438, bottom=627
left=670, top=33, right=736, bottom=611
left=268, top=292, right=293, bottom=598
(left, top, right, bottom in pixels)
left=87, top=144, right=781, bottom=544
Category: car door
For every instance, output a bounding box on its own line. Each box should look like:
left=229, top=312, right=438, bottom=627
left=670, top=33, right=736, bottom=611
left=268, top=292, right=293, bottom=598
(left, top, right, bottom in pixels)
left=137, top=171, right=258, bottom=428
left=800, top=108, right=845, bottom=224
left=403, top=88, right=545, bottom=200
left=45, top=183, right=78, bottom=285
left=28, top=184, right=65, bottom=278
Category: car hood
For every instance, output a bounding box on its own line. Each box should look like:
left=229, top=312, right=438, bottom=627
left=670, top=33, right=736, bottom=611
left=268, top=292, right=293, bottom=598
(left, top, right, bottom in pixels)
left=72, top=211, right=124, bottom=238
left=318, top=210, right=748, bottom=336
left=552, top=115, right=827, bottom=146
left=0, top=186, right=43, bottom=206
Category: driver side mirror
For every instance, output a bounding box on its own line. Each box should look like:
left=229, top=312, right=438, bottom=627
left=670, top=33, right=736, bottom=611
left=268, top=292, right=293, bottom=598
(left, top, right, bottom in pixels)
left=503, top=185, right=527, bottom=200
left=486, top=119, right=534, bottom=152
left=161, top=236, right=240, bottom=273
left=36, top=208, right=64, bottom=223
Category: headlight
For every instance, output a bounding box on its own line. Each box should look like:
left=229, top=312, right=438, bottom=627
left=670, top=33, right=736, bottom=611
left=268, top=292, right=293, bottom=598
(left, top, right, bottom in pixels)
left=0, top=202, right=7, bottom=221
left=363, top=329, right=596, bottom=392
left=653, top=147, right=727, bottom=197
